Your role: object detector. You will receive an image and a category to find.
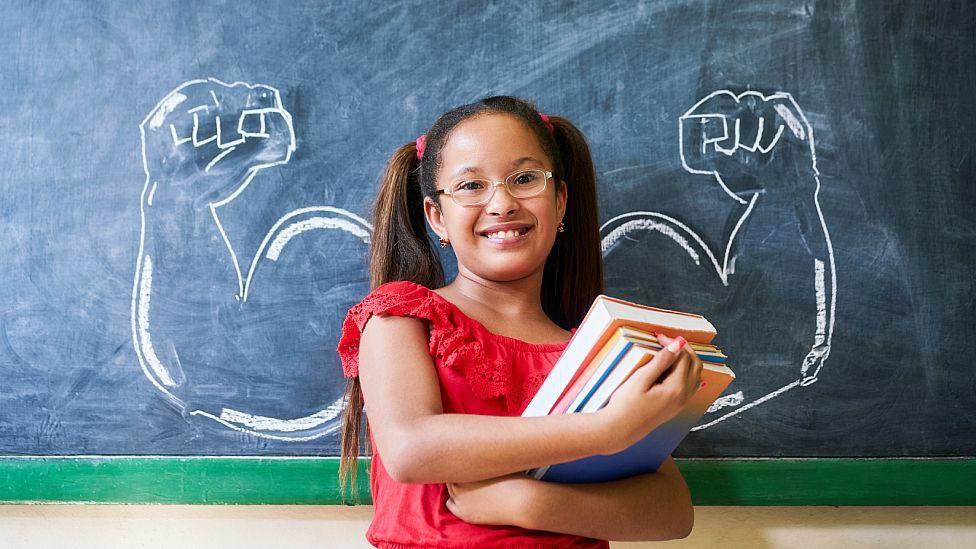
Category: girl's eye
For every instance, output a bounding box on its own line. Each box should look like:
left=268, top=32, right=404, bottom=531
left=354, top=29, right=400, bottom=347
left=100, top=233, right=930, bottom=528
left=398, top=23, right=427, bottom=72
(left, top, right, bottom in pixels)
left=512, top=171, right=539, bottom=185
left=456, top=180, right=487, bottom=192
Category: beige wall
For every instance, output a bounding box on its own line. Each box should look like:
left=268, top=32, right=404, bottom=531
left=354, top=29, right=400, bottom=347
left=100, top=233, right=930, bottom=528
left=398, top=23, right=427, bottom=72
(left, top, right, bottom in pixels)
left=2, top=506, right=974, bottom=548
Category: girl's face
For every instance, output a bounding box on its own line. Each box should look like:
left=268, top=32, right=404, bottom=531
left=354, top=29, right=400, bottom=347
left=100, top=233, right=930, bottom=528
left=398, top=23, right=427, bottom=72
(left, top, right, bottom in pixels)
left=424, top=113, right=567, bottom=283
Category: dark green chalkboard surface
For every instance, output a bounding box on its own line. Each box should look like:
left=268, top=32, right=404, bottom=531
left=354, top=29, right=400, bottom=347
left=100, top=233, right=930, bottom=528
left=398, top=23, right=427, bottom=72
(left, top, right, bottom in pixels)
left=1, top=1, right=973, bottom=504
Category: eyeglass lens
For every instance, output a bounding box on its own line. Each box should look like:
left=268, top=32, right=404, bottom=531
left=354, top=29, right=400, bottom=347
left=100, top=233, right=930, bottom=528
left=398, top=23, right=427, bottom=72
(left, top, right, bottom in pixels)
left=451, top=169, right=548, bottom=205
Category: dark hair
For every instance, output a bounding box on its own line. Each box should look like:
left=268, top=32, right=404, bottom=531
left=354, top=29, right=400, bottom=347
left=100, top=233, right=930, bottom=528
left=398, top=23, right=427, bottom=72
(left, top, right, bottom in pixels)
left=338, top=96, right=604, bottom=496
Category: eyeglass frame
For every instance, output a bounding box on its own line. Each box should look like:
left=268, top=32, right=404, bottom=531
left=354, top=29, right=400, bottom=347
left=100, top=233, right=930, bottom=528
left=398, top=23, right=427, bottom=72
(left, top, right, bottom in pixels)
left=433, top=168, right=554, bottom=207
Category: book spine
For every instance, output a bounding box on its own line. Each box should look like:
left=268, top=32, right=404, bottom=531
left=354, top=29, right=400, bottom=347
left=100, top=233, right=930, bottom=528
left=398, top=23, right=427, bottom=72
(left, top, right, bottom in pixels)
left=552, top=334, right=625, bottom=415
left=522, top=305, right=612, bottom=417
left=583, top=349, right=655, bottom=413
left=571, top=342, right=633, bottom=413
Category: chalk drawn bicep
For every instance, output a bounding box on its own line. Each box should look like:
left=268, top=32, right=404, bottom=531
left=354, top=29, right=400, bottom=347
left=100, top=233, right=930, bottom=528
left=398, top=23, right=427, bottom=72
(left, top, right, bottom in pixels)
left=134, top=78, right=363, bottom=442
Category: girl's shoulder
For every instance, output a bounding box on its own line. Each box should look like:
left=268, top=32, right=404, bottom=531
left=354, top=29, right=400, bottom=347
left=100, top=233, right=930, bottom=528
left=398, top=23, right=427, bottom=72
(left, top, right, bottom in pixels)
left=354, top=280, right=438, bottom=313
left=336, top=280, right=456, bottom=378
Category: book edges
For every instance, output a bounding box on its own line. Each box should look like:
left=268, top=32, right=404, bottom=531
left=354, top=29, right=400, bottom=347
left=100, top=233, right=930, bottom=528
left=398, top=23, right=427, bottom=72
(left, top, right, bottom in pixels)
left=549, top=321, right=718, bottom=414
left=523, top=295, right=720, bottom=418
left=597, top=295, right=717, bottom=338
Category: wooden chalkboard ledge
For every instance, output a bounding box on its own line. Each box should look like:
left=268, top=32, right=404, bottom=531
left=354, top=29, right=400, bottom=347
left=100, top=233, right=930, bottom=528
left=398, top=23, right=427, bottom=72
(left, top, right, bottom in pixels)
left=0, top=457, right=972, bottom=505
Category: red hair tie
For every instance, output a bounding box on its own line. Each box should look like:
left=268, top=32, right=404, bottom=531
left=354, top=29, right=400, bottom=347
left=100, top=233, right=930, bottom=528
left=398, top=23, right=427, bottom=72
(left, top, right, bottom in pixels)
left=415, top=111, right=554, bottom=160
left=415, top=134, right=427, bottom=160
left=538, top=112, right=555, bottom=134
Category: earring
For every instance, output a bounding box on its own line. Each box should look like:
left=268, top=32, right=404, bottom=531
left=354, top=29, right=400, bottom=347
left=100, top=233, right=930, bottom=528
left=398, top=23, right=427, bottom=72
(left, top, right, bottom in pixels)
left=557, top=221, right=566, bottom=233
left=439, top=237, right=450, bottom=248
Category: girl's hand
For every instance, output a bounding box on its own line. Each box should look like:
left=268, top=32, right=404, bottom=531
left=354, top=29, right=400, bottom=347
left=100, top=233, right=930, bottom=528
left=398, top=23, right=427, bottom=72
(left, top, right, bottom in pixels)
left=445, top=472, right=534, bottom=527
left=598, top=333, right=704, bottom=453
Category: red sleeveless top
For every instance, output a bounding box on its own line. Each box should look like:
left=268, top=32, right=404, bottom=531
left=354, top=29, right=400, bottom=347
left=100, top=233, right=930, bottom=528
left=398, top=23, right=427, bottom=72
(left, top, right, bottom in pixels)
left=337, top=281, right=608, bottom=549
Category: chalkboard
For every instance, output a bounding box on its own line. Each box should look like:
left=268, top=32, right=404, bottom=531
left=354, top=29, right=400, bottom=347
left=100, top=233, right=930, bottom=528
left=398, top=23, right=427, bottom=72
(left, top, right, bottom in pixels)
left=1, top=1, right=973, bottom=503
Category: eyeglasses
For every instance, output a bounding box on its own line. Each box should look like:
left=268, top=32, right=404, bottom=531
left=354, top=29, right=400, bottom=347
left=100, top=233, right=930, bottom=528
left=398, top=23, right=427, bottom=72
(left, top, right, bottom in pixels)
left=435, top=168, right=552, bottom=207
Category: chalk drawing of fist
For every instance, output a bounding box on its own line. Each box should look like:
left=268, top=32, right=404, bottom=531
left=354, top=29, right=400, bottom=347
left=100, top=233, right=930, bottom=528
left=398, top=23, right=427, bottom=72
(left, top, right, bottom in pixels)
left=141, top=78, right=295, bottom=204
left=602, top=90, right=837, bottom=431
left=132, top=78, right=371, bottom=442
left=680, top=90, right=819, bottom=199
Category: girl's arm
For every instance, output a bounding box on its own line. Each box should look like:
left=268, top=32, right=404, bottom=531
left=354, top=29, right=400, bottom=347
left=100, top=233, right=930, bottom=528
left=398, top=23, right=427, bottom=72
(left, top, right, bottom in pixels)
left=358, top=314, right=614, bottom=484
left=514, top=456, right=694, bottom=541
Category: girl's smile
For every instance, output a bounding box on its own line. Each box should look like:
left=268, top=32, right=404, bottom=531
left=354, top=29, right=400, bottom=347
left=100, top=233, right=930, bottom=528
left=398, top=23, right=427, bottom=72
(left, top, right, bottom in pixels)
left=479, top=223, right=533, bottom=246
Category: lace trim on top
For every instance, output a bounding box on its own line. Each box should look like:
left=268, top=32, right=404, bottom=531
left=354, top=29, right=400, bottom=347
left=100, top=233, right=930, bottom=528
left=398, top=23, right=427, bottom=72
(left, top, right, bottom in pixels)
left=336, top=281, right=573, bottom=404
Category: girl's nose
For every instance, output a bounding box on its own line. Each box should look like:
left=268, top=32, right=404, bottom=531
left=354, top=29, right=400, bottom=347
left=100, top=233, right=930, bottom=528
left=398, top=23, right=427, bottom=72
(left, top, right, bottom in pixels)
left=484, top=181, right=520, bottom=216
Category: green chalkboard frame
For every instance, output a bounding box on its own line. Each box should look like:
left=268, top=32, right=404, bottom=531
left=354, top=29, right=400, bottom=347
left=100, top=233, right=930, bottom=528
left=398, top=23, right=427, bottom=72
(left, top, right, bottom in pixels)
left=0, top=457, right=972, bottom=505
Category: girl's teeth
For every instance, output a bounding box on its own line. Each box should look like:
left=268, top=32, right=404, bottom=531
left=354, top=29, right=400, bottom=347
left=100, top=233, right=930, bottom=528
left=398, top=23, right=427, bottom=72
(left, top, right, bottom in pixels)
left=488, top=230, right=519, bottom=239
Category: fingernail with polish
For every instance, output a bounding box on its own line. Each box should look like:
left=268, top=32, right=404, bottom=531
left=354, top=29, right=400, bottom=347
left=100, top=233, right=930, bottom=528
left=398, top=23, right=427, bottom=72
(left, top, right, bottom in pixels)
left=666, top=336, right=687, bottom=352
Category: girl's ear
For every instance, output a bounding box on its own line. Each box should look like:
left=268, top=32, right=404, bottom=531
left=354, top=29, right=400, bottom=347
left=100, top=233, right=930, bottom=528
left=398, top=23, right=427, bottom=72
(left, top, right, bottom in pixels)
left=556, top=179, right=568, bottom=222
left=423, top=196, right=448, bottom=241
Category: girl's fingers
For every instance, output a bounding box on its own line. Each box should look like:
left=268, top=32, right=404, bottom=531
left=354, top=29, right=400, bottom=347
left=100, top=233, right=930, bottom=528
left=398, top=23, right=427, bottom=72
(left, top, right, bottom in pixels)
left=657, top=334, right=699, bottom=396
left=681, top=343, right=705, bottom=396
left=666, top=349, right=693, bottom=392
left=630, top=336, right=685, bottom=387
left=653, top=334, right=691, bottom=389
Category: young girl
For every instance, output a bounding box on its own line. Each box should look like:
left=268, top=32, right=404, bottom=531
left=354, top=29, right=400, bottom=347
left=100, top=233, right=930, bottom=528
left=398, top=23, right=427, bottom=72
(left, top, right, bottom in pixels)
left=337, top=96, right=702, bottom=547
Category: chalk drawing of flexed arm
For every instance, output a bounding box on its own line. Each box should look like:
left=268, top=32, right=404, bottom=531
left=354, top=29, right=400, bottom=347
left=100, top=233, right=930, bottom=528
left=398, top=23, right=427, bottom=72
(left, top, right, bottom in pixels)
left=132, top=78, right=371, bottom=440
left=679, top=90, right=837, bottom=436
left=601, top=90, right=837, bottom=431
left=680, top=90, right=836, bottom=390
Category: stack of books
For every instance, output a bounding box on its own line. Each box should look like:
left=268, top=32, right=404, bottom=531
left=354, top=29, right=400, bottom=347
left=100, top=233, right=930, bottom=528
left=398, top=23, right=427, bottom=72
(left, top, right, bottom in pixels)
left=522, top=295, right=735, bottom=483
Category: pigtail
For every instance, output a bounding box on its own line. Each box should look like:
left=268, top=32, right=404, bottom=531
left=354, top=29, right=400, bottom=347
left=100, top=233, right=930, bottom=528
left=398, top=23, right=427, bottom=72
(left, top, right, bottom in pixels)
left=338, top=141, right=445, bottom=499
left=369, top=143, right=446, bottom=289
left=542, top=116, right=605, bottom=329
